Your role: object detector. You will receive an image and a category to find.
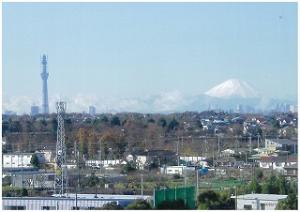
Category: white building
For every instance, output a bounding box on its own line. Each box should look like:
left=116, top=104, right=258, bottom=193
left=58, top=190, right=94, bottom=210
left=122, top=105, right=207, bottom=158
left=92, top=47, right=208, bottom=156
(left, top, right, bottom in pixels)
left=85, top=159, right=126, bottom=168
left=3, top=153, right=33, bottom=169
left=232, top=193, right=287, bottom=210
left=160, top=166, right=194, bottom=176
left=221, top=149, right=235, bottom=157
left=265, top=139, right=297, bottom=154
left=179, top=156, right=206, bottom=164
left=136, top=155, right=147, bottom=170
left=258, top=156, right=297, bottom=173
left=3, top=194, right=152, bottom=210
left=35, top=150, right=52, bottom=164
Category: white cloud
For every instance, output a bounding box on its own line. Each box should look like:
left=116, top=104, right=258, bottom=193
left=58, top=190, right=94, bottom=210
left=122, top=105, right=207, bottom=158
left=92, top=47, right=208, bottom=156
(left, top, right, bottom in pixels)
left=3, top=90, right=191, bottom=114
left=153, top=90, right=188, bottom=112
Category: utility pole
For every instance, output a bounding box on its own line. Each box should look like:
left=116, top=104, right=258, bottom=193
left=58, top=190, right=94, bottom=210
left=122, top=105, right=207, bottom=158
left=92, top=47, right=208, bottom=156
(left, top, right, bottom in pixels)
left=184, top=168, right=187, bottom=187
left=196, top=167, right=199, bottom=199
left=204, top=136, right=208, bottom=159
left=217, top=135, right=220, bottom=159
left=141, top=174, right=144, bottom=196
left=177, top=137, right=180, bottom=166
left=235, top=136, right=238, bottom=154
left=249, top=135, right=252, bottom=153
left=74, top=140, right=78, bottom=210
left=257, top=134, right=260, bottom=149
left=235, top=186, right=237, bottom=210
left=99, top=138, right=102, bottom=175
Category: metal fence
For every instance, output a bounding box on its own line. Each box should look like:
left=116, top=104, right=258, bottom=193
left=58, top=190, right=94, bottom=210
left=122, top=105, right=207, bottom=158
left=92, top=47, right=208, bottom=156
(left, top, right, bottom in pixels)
left=154, top=186, right=195, bottom=209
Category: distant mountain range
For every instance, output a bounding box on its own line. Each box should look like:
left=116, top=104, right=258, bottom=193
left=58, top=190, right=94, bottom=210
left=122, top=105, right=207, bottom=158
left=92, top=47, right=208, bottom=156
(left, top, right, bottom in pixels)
left=3, top=79, right=297, bottom=114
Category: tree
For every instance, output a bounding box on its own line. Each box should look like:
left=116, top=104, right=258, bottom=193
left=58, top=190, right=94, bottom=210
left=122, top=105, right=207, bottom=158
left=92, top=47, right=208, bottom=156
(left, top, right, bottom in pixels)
left=255, top=169, right=264, bottom=181
left=86, top=172, right=100, bottom=188
left=51, top=118, right=58, bottom=133
left=101, top=202, right=123, bottom=210
left=262, top=175, right=279, bottom=194
left=87, top=131, right=98, bottom=159
left=147, top=118, right=155, bottom=123
left=30, top=153, right=40, bottom=168
left=276, top=192, right=298, bottom=210
left=122, top=161, right=136, bottom=173
left=126, top=199, right=152, bottom=209
left=196, top=120, right=203, bottom=129
left=197, top=190, right=234, bottom=210
left=247, top=178, right=262, bottom=193
left=157, top=199, right=187, bottom=209
left=78, top=128, right=88, bottom=158
left=101, top=115, right=109, bottom=123
left=277, top=175, right=287, bottom=195
left=158, top=118, right=167, bottom=128
left=111, top=116, right=121, bottom=126
left=168, top=119, right=179, bottom=131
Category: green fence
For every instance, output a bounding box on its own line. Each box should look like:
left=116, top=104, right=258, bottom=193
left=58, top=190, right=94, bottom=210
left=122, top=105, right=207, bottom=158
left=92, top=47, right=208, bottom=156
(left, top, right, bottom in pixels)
left=154, top=186, right=196, bottom=209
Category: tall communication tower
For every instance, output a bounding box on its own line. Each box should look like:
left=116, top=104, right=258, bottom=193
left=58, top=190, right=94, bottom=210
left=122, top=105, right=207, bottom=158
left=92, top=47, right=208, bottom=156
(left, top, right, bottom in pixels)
left=41, top=54, right=49, bottom=114
left=55, top=102, right=66, bottom=196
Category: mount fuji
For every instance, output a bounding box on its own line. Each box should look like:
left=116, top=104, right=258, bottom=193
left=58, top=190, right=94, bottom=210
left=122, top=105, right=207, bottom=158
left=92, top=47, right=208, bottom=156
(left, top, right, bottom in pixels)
left=204, top=79, right=259, bottom=99
left=183, top=79, right=263, bottom=112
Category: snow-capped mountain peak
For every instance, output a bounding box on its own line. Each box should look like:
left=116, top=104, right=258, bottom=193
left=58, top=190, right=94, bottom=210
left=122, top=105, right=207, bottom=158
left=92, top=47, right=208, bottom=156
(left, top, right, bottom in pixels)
left=204, top=79, right=259, bottom=98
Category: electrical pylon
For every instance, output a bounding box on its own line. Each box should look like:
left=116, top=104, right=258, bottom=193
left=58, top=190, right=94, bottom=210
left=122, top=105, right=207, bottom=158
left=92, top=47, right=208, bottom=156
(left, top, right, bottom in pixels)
left=55, top=101, right=66, bottom=196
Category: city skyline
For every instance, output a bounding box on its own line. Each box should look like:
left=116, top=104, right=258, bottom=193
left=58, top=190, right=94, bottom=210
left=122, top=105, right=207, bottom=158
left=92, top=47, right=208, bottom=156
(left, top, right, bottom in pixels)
left=3, top=2, right=298, bottom=114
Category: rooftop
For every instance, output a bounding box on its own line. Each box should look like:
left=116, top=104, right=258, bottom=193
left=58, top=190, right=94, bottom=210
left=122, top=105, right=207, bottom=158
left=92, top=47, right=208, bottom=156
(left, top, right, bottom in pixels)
left=267, top=139, right=297, bottom=145
left=232, top=193, right=288, bottom=201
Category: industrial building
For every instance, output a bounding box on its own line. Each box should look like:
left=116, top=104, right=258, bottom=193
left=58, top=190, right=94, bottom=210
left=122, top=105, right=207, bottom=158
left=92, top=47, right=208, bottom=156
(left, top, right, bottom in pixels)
left=2, top=194, right=152, bottom=210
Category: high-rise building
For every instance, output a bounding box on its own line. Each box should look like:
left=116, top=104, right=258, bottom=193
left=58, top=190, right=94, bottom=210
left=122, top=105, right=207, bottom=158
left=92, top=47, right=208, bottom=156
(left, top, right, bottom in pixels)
left=89, top=106, right=96, bottom=116
left=31, top=106, right=39, bottom=116
left=41, top=54, right=49, bottom=114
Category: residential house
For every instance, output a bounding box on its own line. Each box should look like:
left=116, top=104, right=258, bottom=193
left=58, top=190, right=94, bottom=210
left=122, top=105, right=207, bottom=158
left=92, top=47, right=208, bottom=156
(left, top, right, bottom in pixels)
left=133, top=150, right=177, bottom=170
left=283, top=163, right=297, bottom=178
left=258, top=155, right=297, bottom=173
left=265, top=139, right=297, bottom=154
left=3, top=153, right=33, bottom=169
left=160, top=165, right=194, bottom=176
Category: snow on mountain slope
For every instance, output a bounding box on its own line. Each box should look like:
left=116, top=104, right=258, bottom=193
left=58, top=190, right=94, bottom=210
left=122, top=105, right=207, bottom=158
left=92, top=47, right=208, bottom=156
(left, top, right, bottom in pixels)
left=204, top=79, right=259, bottom=98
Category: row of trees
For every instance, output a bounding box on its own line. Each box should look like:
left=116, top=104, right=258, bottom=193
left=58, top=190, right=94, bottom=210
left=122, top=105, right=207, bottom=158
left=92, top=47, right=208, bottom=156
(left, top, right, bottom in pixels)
left=77, top=128, right=127, bottom=160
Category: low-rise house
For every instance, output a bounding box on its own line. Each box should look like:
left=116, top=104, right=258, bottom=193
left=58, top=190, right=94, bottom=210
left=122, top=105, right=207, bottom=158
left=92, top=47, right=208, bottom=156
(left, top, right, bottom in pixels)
left=85, top=159, right=126, bottom=168
left=10, top=170, right=55, bottom=189
left=179, top=156, right=206, bottom=164
left=160, top=165, right=194, bottom=176
left=221, top=149, right=235, bottom=157
left=134, top=150, right=177, bottom=170
left=35, top=150, right=53, bottom=164
left=283, top=163, right=297, bottom=178
left=265, top=139, right=297, bottom=154
left=232, top=193, right=288, bottom=210
left=3, top=153, right=33, bottom=169
left=258, top=155, right=297, bottom=173
left=215, top=157, right=236, bottom=167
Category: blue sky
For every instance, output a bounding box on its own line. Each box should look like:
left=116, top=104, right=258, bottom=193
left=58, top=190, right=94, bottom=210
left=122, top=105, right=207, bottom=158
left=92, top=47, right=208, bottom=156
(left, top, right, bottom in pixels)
left=3, top=3, right=298, bottom=113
